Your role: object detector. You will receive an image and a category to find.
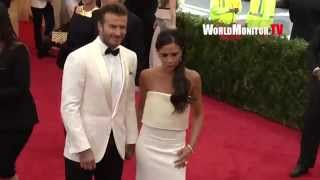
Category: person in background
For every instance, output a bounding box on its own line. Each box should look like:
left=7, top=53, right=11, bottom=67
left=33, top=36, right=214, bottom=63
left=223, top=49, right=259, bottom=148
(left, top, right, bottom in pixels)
left=149, top=0, right=176, bottom=68
left=65, top=0, right=81, bottom=17
left=287, top=0, right=320, bottom=177
left=56, top=0, right=98, bottom=69
left=0, top=0, right=10, bottom=8
left=290, top=26, right=320, bottom=178
left=31, top=0, right=55, bottom=58
left=0, top=4, right=38, bottom=180
left=209, top=0, right=242, bottom=25
left=287, top=0, right=320, bottom=42
left=1, top=0, right=19, bottom=35
left=136, top=29, right=204, bottom=180
left=125, top=0, right=158, bottom=69
left=246, top=0, right=276, bottom=28
left=276, top=0, right=289, bottom=8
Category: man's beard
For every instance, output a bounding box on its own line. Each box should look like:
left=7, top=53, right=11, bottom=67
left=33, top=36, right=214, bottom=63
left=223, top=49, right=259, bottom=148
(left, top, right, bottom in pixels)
left=101, top=34, right=122, bottom=49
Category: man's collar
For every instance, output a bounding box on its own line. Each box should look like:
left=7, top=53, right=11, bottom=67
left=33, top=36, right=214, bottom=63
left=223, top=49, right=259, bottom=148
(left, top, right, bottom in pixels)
left=96, top=36, right=120, bottom=56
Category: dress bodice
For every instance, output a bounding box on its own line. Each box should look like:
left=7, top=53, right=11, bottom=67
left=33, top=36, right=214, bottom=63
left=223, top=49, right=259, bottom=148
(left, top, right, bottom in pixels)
left=66, top=8, right=98, bottom=49
left=142, top=91, right=190, bottom=130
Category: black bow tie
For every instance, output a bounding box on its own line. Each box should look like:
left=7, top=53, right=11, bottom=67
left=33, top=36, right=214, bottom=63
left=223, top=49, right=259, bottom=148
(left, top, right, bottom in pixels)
left=105, top=47, right=120, bottom=56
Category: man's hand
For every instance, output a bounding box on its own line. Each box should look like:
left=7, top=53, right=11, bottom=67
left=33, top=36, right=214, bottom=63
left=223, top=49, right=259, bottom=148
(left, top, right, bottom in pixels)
left=125, top=144, right=135, bottom=160
left=313, top=68, right=320, bottom=80
left=79, top=149, right=96, bottom=170
left=315, top=71, right=320, bottom=80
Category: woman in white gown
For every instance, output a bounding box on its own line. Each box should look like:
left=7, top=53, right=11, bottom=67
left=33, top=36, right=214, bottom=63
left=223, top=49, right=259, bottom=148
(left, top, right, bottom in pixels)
left=149, top=0, right=176, bottom=68
left=136, top=29, right=204, bottom=180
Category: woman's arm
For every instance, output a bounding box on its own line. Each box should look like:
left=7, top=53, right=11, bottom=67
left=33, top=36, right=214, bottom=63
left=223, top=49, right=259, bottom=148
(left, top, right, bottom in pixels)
left=137, top=70, right=149, bottom=130
left=169, top=0, right=176, bottom=28
left=175, top=70, right=204, bottom=168
left=188, top=71, right=204, bottom=149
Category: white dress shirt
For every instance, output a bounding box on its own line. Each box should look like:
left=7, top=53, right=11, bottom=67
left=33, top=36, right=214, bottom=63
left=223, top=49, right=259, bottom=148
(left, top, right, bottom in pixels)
left=31, top=0, right=48, bottom=8
left=97, top=37, right=123, bottom=110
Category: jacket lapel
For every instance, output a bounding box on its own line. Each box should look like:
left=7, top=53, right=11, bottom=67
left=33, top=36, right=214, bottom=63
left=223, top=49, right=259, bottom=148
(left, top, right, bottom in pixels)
left=92, top=38, right=113, bottom=110
left=112, top=46, right=128, bottom=117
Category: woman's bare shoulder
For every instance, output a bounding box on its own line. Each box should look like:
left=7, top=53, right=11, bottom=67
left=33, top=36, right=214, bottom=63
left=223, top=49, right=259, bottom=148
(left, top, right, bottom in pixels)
left=140, top=68, right=159, bottom=84
left=185, top=68, right=201, bottom=82
left=141, top=68, right=155, bottom=77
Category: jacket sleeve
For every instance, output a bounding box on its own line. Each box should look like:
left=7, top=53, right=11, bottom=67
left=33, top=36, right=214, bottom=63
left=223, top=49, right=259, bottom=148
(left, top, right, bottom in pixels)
left=61, top=52, right=91, bottom=154
left=125, top=52, right=138, bottom=144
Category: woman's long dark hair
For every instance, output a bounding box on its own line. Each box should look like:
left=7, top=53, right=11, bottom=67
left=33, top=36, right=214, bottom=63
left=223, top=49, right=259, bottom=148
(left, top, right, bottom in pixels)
left=155, top=29, right=191, bottom=113
left=0, top=3, right=17, bottom=50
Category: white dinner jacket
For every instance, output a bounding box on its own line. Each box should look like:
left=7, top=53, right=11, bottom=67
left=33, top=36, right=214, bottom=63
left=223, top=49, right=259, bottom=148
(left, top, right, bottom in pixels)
left=61, top=37, right=138, bottom=163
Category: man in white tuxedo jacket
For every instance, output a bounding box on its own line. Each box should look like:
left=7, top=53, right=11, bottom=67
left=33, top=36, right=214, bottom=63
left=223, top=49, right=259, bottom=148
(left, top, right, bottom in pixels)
left=61, top=3, right=138, bottom=180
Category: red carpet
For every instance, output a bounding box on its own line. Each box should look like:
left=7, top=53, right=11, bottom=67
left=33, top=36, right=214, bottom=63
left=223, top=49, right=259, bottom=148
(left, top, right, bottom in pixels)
left=15, top=21, right=320, bottom=180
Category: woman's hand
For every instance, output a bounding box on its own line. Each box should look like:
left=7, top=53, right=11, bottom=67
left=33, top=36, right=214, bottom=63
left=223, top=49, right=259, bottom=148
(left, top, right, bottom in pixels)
left=174, top=146, right=193, bottom=168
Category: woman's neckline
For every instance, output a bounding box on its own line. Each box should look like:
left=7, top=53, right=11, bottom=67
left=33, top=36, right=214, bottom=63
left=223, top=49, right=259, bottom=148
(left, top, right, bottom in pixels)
left=148, top=90, right=172, bottom=96
left=81, top=5, right=98, bottom=12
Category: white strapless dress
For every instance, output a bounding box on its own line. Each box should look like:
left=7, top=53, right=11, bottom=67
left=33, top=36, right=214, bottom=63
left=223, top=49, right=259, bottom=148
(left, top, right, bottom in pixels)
left=136, top=91, right=189, bottom=180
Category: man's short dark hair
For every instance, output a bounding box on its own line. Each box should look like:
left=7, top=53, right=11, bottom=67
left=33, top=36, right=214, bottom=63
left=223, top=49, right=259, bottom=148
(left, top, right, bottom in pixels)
left=98, top=3, right=128, bottom=24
